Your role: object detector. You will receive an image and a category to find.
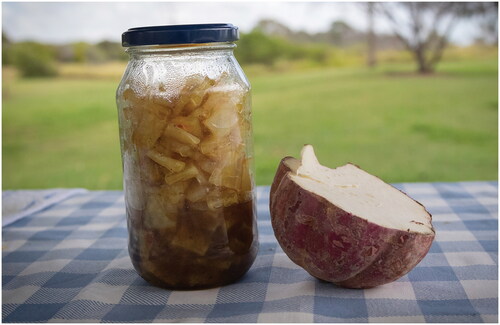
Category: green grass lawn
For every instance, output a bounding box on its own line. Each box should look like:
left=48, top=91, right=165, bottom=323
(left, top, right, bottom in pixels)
left=3, top=59, right=498, bottom=189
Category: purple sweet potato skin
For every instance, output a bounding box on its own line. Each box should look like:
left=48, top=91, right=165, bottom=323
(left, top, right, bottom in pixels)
left=270, top=156, right=295, bottom=196
left=269, top=160, right=435, bottom=289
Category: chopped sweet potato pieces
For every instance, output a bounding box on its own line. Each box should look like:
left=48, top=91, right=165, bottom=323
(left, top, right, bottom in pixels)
left=119, top=72, right=256, bottom=289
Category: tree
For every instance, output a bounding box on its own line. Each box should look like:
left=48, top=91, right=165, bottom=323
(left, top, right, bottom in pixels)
left=379, top=2, right=498, bottom=74
left=327, top=21, right=358, bottom=46
left=2, top=32, right=12, bottom=65
left=473, top=3, right=498, bottom=45
left=366, top=2, right=377, bottom=67
left=256, top=19, right=293, bottom=39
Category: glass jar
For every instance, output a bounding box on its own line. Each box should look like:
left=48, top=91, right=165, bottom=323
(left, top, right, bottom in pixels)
left=116, top=24, right=258, bottom=289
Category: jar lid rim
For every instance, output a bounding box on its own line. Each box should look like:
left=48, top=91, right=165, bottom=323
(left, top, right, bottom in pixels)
left=122, top=23, right=239, bottom=47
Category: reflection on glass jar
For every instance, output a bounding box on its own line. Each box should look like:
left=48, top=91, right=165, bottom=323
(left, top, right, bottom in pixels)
left=116, top=24, right=258, bottom=289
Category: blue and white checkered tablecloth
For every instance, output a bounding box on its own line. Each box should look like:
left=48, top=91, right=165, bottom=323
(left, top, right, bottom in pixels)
left=2, top=182, right=498, bottom=323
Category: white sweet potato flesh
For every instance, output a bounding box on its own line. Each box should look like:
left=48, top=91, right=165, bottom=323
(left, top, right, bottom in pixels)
left=269, top=145, right=435, bottom=289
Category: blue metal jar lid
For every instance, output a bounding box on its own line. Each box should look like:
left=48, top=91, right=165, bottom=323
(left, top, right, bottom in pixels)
left=122, top=23, right=239, bottom=47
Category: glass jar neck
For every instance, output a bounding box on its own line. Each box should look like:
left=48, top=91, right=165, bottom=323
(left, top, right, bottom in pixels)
left=126, top=42, right=236, bottom=58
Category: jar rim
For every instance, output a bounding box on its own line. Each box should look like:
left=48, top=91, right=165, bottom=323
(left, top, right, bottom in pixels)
left=122, top=23, right=239, bottom=47
left=125, top=42, right=236, bottom=55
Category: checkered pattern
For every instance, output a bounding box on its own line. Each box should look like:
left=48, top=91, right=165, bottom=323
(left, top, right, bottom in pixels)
left=2, top=183, right=498, bottom=323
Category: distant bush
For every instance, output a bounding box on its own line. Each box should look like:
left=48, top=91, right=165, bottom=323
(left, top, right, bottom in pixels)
left=72, top=42, right=92, bottom=63
left=442, top=44, right=498, bottom=61
left=3, top=37, right=129, bottom=78
left=96, top=41, right=128, bottom=61
left=8, top=42, right=58, bottom=77
left=235, top=30, right=329, bottom=66
left=235, top=30, right=283, bottom=65
left=55, top=41, right=127, bottom=64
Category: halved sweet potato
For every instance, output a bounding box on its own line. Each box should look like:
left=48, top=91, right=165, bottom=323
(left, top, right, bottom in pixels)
left=270, top=145, right=435, bottom=288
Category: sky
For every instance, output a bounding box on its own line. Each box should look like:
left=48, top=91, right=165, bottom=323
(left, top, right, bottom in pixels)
left=2, top=2, right=484, bottom=45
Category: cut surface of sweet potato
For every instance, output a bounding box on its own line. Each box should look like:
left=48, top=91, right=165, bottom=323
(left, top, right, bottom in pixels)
left=287, top=145, right=433, bottom=234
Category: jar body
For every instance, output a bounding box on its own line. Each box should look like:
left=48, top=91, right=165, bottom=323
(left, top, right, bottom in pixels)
left=116, top=44, right=258, bottom=289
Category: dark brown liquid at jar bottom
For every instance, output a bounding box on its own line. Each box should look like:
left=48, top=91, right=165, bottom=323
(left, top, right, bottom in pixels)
left=127, top=200, right=258, bottom=290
